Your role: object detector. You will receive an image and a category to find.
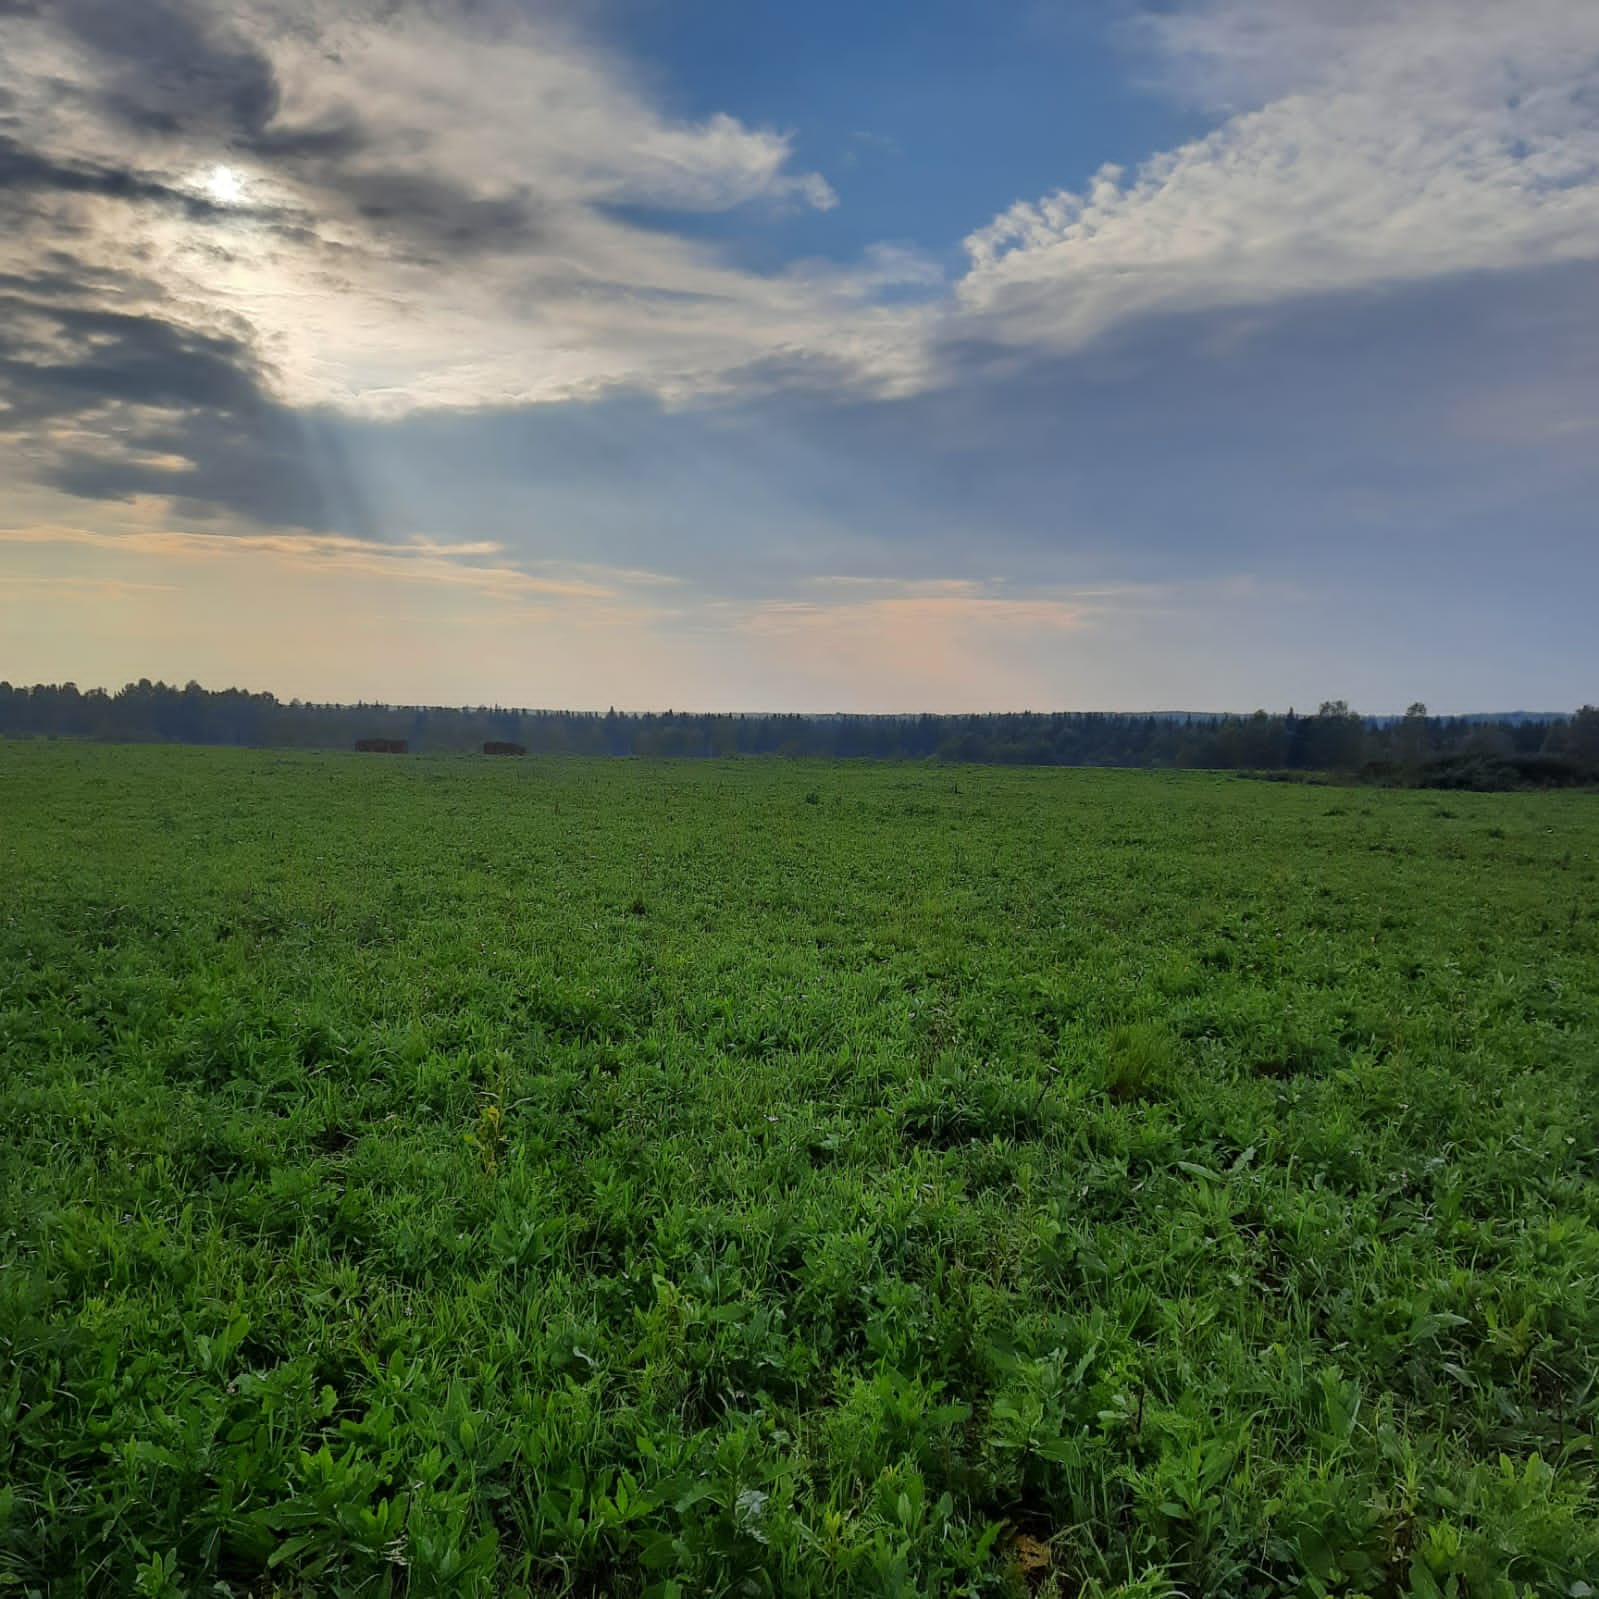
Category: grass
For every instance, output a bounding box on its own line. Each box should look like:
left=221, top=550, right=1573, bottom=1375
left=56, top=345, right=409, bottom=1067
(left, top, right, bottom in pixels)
left=1, top=742, right=1597, bottom=1597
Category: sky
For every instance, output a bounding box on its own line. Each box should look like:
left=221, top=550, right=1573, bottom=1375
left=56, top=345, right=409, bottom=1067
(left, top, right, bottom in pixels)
left=1, top=0, right=1596, bottom=713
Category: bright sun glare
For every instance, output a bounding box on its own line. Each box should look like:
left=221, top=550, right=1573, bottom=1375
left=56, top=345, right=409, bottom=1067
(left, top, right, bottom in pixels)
left=202, top=163, right=245, bottom=205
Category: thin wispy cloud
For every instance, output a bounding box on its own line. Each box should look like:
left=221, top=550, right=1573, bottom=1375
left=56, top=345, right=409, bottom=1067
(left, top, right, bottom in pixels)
left=0, top=523, right=656, bottom=599
left=0, top=573, right=179, bottom=594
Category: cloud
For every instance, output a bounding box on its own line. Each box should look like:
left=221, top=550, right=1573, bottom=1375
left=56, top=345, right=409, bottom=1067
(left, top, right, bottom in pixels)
left=0, top=132, right=280, bottom=220
left=792, top=575, right=1170, bottom=610
left=0, top=276, right=380, bottom=532
left=3, top=0, right=1597, bottom=576
left=0, top=293, right=263, bottom=423
left=958, top=0, right=1599, bottom=349
left=722, top=579, right=1224, bottom=711
left=745, top=594, right=1090, bottom=634
left=0, top=0, right=917, bottom=431
left=0, top=572, right=178, bottom=593
left=6, top=0, right=1599, bottom=440
left=50, top=0, right=284, bottom=144
left=0, top=520, right=640, bottom=598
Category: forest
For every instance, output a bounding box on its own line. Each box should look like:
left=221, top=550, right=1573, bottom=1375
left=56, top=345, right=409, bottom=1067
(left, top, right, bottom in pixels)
left=1, top=679, right=1595, bottom=787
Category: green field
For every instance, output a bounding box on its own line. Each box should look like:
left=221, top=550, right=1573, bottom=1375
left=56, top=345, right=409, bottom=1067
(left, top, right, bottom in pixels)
left=3, top=743, right=1597, bottom=1597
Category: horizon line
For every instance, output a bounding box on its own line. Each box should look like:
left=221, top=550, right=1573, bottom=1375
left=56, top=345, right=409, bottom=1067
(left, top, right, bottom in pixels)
left=1, top=680, right=1580, bottom=723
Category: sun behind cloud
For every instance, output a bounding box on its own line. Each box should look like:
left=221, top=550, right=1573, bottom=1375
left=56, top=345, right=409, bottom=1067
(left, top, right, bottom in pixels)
left=200, top=163, right=246, bottom=205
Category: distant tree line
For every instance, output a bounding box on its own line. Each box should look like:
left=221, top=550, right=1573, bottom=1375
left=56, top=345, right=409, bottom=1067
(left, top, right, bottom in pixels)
left=1, top=680, right=1595, bottom=785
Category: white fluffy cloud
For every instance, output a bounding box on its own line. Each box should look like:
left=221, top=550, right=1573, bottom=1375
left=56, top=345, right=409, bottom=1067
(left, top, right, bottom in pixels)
left=959, top=0, right=1599, bottom=347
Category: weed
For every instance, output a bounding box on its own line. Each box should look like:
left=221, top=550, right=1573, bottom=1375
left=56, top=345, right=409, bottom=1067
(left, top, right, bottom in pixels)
left=1103, top=1021, right=1174, bottom=1101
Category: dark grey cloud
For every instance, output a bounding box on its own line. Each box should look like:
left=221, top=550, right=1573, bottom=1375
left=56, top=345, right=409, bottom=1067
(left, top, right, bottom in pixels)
left=0, top=296, right=263, bottom=421
left=41, top=409, right=374, bottom=537
left=0, top=0, right=551, bottom=527
left=250, top=117, right=368, bottom=162
left=2, top=0, right=872, bottom=434
left=0, top=132, right=295, bottom=225
left=48, top=0, right=282, bottom=143
left=15, top=0, right=546, bottom=260
left=0, top=276, right=373, bottom=534
left=324, top=166, right=549, bottom=257
left=32, top=0, right=361, bottom=173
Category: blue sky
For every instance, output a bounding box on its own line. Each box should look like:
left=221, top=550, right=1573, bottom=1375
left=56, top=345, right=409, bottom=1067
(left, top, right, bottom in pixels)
left=1, top=0, right=1595, bottom=711
left=603, top=0, right=1208, bottom=265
